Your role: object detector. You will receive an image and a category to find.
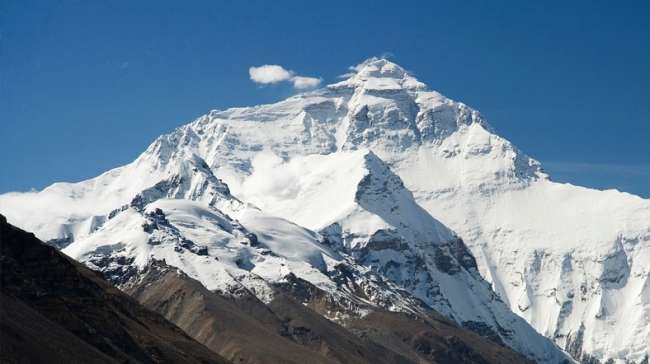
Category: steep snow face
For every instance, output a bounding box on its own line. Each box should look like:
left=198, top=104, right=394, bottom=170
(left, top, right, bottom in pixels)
left=1, top=57, right=646, bottom=362
left=412, top=175, right=650, bottom=363
left=236, top=149, right=454, bottom=249
left=236, top=148, right=567, bottom=362
left=235, top=151, right=366, bottom=229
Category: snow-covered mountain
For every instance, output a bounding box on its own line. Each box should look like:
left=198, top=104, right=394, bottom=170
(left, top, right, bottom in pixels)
left=2, top=58, right=648, bottom=363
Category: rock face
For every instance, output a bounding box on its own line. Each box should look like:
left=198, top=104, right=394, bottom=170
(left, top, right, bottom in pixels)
left=0, top=214, right=229, bottom=364
left=125, top=261, right=350, bottom=364
left=125, top=260, right=534, bottom=364
left=3, top=57, right=648, bottom=362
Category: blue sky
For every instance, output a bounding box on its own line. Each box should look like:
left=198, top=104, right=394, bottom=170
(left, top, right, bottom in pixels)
left=1, top=1, right=649, bottom=197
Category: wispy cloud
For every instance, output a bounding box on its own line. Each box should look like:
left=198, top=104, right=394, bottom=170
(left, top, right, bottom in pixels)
left=291, top=76, right=321, bottom=89
left=337, top=72, right=356, bottom=79
left=543, top=161, right=650, bottom=177
left=249, top=64, right=321, bottom=90
left=542, top=161, right=650, bottom=197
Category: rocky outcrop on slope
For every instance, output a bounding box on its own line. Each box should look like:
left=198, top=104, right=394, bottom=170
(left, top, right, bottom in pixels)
left=125, top=260, right=535, bottom=364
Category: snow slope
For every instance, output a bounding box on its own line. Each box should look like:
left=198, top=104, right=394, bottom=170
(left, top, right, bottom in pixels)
left=65, top=198, right=332, bottom=301
left=238, top=148, right=566, bottom=361
left=2, top=57, right=647, bottom=362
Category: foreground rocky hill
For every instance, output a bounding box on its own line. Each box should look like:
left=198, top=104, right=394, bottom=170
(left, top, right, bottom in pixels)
left=0, top=214, right=229, bottom=364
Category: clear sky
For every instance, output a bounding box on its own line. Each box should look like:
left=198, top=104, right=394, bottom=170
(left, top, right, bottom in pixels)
left=1, top=1, right=649, bottom=197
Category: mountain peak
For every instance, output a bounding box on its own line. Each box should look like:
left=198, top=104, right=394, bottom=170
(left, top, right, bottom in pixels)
left=330, top=58, right=427, bottom=91
left=352, top=57, right=408, bottom=79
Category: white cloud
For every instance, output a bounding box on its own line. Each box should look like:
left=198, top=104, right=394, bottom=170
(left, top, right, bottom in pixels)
left=337, top=72, right=356, bottom=79
left=241, top=152, right=301, bottom=200
left=249, top=65, right=293, bottom=84
left=291, top=76, right=321, bottom=89
left=249, top=64, right=321, bottom=89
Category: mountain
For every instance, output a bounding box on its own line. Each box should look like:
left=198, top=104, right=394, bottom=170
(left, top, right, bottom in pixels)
left=2, top=57, right=647, bottom=362
left=44, top=154, right=559, bottom=361
left=0, top=214, right=230, bottom=364
left=0, top=214, right=531, bottom=364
